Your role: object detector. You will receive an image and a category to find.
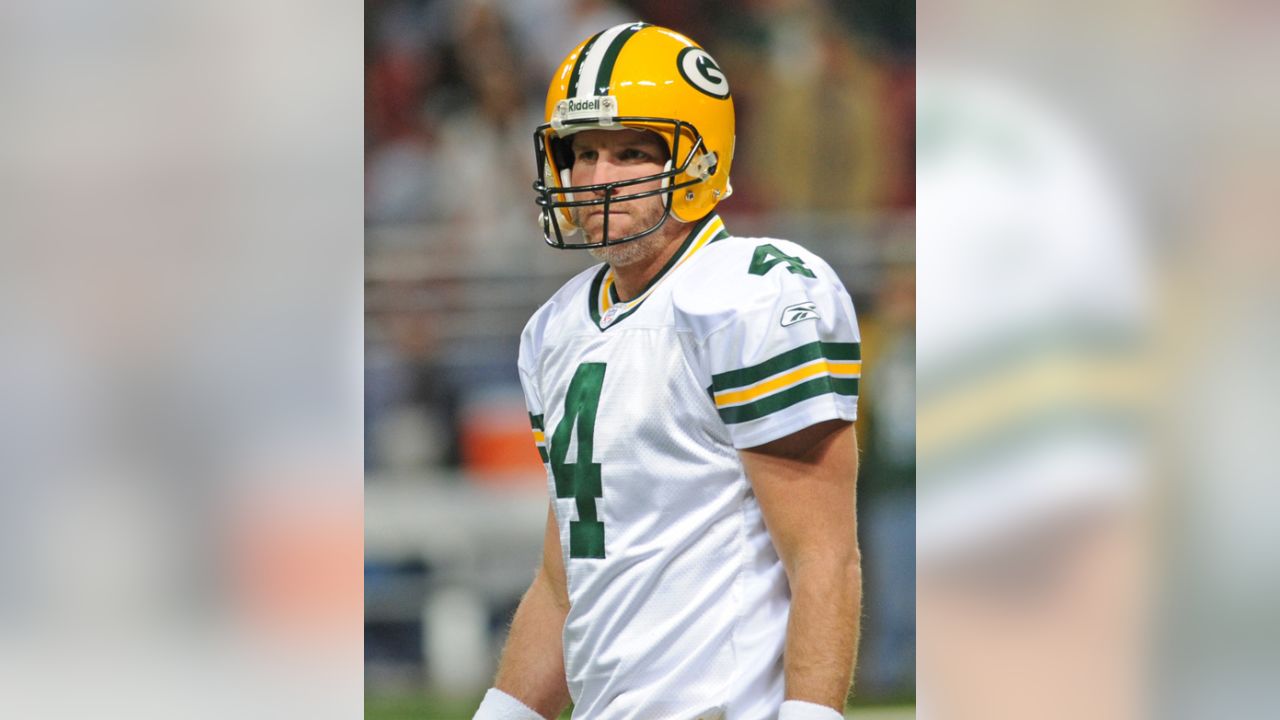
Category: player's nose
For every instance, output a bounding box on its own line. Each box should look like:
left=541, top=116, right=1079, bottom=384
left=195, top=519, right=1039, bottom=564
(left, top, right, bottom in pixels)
left=585, top=156, right=627, bottom=194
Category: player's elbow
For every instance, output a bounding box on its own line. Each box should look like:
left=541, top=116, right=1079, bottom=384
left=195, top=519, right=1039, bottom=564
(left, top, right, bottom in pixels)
left=825, top=545, right=863, bottom=590
left=531, top=566, right=571, bottom=614
left=840, top=548, right=863, bottom=593
left=786, top=539, right=861, bottom=592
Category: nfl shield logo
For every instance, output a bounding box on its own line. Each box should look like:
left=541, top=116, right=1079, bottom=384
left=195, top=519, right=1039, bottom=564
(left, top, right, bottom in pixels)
left=600, top=306, right=621, bottom=327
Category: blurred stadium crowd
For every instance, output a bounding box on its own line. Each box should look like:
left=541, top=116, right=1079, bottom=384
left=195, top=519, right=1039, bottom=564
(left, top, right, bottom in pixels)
left=363, top=0, right=916, bottom=708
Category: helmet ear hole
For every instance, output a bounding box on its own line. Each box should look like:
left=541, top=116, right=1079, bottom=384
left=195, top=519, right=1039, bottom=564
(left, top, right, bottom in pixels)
left=550, top=136, right=575, bottom=171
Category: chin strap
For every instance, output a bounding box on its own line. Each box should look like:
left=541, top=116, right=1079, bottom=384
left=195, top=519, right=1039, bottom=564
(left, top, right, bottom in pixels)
left=553, top=167, right=581, bottom=233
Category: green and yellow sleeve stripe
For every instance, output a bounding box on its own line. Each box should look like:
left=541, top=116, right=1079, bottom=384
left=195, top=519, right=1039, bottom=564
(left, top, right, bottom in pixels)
left=711, top=341, right=860, bottom=424
left=529, top=413, right=548, bottom=463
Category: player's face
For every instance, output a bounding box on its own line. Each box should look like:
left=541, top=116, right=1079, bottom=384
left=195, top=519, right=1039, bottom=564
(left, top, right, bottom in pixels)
left=568, top=129, right=670, bottom=245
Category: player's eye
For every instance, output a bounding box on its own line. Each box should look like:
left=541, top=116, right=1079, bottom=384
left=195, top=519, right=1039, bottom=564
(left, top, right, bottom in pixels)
left=575, top=149, right=597, bottom=162
left=619, top=148, right=650, bottom=161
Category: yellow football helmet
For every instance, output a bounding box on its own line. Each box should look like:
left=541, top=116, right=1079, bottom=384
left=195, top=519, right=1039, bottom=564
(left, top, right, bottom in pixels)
left=533, top=23, right=735, bottom=248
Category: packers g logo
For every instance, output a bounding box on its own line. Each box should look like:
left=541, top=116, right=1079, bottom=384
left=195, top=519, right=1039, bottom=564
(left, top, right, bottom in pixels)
left=677, top=47, right=730, bottom=99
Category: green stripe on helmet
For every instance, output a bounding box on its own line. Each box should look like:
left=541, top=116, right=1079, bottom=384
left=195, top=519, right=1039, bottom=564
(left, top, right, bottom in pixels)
left=592, top=22, right=648, bottom=96
left=566, top=30, right=605, bottom=99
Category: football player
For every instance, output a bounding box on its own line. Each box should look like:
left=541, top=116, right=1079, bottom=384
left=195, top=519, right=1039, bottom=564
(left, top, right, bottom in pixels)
left=473, top=24, right=863, bottom=720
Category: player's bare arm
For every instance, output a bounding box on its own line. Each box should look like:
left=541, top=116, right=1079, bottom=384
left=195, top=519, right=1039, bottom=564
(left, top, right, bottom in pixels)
left=490, top=503, right=571, bottom=719
left=741, top=419, right=862, bottom=713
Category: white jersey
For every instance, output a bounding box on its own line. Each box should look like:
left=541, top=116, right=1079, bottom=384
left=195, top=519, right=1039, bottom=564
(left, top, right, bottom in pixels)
left=517, top=213, right=861, bottom=720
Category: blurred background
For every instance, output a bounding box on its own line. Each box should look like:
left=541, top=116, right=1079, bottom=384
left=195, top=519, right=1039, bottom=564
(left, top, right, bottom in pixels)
left=914, top=0, right=1244, bottom=718
left=2, top=0, right=1278, bottom=718
left=0, top=2, right=363, bottom=718
left=363, top=0, right=916, bottom=716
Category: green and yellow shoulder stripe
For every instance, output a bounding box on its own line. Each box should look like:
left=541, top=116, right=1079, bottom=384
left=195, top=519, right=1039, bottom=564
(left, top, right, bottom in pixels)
left=710, top=340, right=861, bottom=424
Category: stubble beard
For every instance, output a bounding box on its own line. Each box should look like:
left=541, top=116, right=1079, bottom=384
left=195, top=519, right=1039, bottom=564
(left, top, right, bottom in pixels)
left=581, top=202, right=675, bottom=268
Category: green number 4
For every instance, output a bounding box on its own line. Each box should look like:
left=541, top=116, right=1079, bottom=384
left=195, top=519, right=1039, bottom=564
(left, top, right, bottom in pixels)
left=549, top=362, right=607, bottom=559
left=748, top=243, right=815, bottom=278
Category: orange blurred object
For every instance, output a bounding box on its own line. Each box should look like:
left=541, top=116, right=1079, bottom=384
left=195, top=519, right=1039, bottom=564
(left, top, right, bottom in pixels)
left=460, top=391, right=547, bottom=486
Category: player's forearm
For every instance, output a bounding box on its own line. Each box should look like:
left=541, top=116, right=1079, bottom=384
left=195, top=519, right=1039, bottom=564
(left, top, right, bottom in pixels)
left=492, top=571, right=572, bottom=719
left=782, top=554, right=862, bottom=711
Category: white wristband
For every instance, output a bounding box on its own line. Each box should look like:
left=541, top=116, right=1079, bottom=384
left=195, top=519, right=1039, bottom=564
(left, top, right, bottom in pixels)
left=472, top=688, right=547, bottom=720
left=778, top=699, right=843, bottom=720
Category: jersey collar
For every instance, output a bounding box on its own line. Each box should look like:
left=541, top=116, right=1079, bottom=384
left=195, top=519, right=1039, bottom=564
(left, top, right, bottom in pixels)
left=588, top=212, right=729, bottom=331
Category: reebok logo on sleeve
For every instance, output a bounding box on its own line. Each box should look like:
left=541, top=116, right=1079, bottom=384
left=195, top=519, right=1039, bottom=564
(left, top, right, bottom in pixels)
left=780, top=301, right=820, bottom=327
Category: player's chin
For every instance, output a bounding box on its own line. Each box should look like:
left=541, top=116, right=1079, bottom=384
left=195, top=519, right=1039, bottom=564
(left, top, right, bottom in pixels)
left=583, top=213, right=635, bottom=244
